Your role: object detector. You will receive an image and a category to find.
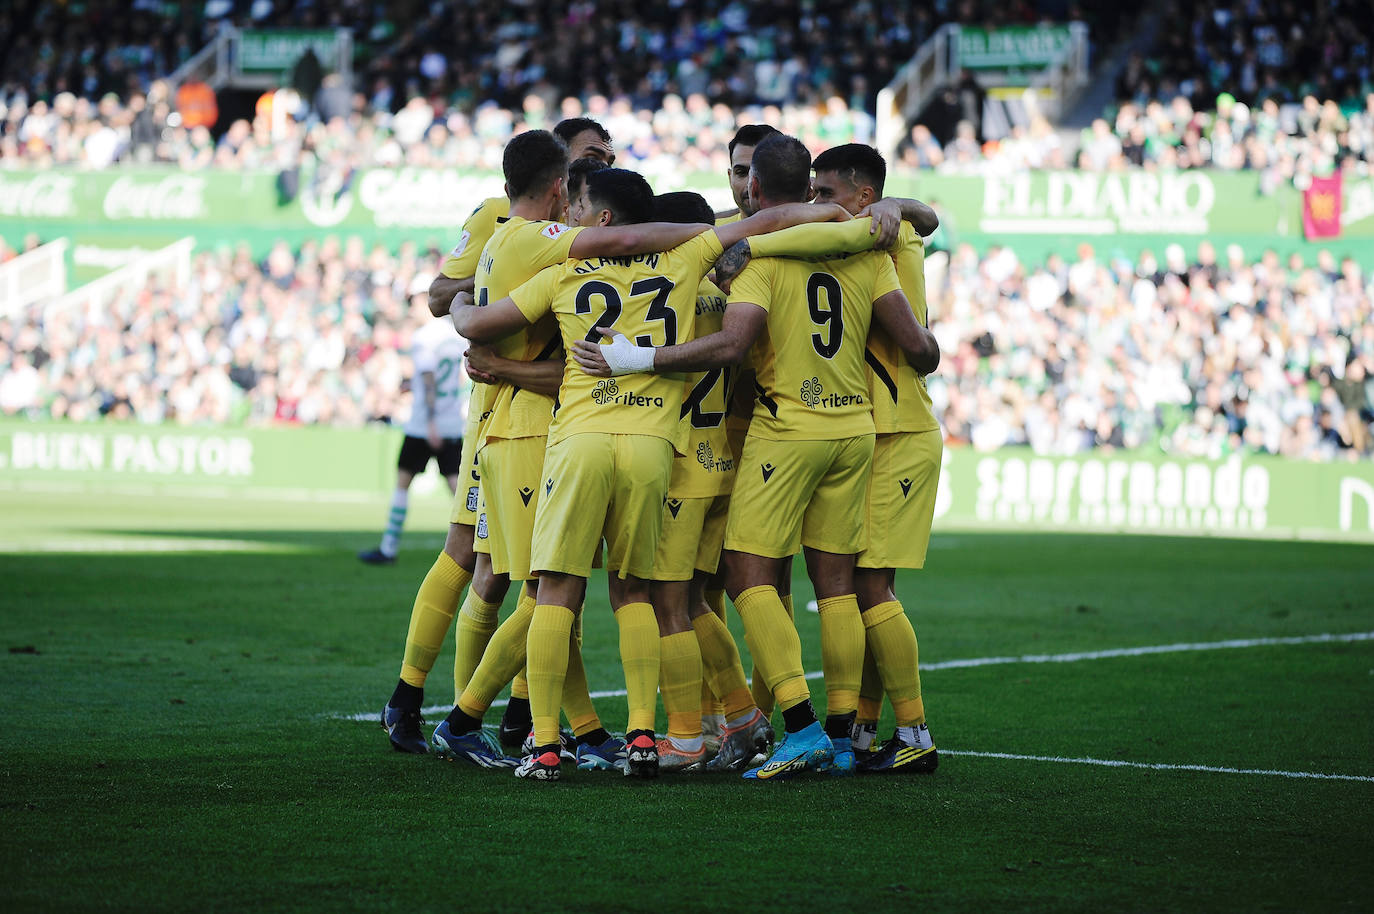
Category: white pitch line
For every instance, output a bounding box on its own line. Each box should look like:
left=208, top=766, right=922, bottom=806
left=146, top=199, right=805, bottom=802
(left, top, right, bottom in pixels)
left=338, top=630, right=1374, bottom=722
left=943, top=751, right=1374, bottom=783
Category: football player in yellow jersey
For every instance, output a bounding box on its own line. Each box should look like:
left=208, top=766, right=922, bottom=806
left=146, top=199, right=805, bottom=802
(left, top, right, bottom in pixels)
left=425, top=132, right=769, bottom=769
left=571, top=133, right=939, bottom=781
left=644, top=191, right=772, bottom=773
left=449, top=167, right=852, bottom=780
left=810, top=144, right=943, bottom=774
left=379, top=121, right=615, bottom=756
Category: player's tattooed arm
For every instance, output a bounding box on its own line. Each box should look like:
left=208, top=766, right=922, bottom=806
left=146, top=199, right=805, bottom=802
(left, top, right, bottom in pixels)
left=856, top=197, right=939, bottom=246
left=872, top=289, right=940, bottom=374
left=572, top=303, right=766, bottom=377
left=712, top=240, right=752, bottom=292
left=428, top=275, right=475, bottom=317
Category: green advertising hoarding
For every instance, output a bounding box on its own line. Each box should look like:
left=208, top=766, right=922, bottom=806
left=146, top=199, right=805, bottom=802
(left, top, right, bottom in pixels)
left=4, top=167, right=1372, bottom=281
left=238, top=29, right=346, bottom=73
left=956, top=26, right=1074, bottom=70
left=3, top=420, right=1371, bottom=543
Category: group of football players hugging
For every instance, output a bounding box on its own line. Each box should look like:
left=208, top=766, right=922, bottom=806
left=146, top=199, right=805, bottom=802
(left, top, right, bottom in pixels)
left=375, top=115, right=943, bottom=782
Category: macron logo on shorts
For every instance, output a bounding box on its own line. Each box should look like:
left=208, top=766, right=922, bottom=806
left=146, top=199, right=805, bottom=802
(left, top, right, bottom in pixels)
left=666, top=499, right=682, bottom=518
left=541, top=222, right=571, bottom=240
left=519, top=486, right=534, bottom=507
left=761, top=463, right=776, bottom=482
left=899, top=478, right=913, bottom=498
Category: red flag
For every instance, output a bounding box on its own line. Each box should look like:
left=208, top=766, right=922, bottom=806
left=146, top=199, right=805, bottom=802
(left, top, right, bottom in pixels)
left=1303, top=173, right=1342, bottom=240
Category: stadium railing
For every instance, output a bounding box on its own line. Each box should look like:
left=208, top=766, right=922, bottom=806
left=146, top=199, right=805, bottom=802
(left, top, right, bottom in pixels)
left=0, top=239, right=68, bottom=318
left=45, top=237, right=193, bottom=316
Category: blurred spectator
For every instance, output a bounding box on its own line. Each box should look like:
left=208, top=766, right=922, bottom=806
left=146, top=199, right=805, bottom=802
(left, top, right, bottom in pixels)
left=3, top=237, right=1369, bottom=464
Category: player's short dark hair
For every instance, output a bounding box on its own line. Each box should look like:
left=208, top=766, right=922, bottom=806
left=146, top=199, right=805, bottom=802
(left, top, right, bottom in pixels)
left=750, top=133, right=811, bottom=203
left=728, top=124, right=779, bottom=158
left=653, top=191, right=715, bottom=226
left=812, top=143, right=887, bottom=198
left=503, top=130, right=569, bottom=199
left=554, top=117, right=611, bottom=145
left=584, top=168, right=655, bottom=225
left=568, top=157, right=610, bottom=198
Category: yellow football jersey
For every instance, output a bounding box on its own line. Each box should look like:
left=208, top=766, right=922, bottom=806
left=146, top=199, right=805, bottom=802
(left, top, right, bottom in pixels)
left=728, top=250, right=900, bottom=440
left=440, top=197, right=510, bottom=280
left=867, top=222, right=939, bottom=434
left=669, top=277, right=736, bottom=498
left=508, top=231, right=723, bottom=448
left=475, top=215, right=586, bottom=444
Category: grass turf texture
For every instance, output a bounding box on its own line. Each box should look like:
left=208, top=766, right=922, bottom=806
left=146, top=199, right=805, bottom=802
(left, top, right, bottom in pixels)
left=1, top=488, right=1372, bottom=912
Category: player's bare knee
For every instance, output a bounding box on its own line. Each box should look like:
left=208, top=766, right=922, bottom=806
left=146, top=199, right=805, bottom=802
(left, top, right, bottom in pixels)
left=442, top=523, right=477, bottom=572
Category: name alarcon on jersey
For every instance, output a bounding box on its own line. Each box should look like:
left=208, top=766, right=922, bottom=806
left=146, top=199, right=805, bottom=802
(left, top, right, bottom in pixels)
left=572, top=252, right=662, bottom=274
left=591, top=379, right=665, bottom=408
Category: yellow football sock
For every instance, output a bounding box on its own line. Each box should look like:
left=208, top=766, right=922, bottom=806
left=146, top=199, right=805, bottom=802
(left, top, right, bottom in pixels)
left=660, top=631, right=703, bottom=740
left=456, top=593, right=536, bottom=718
left=734, top=586, right=809, bottom=712
left=526, top=604, right=574, bottom=747
left=562, top=635, right=602, bottom=737
left=700, top=678, right=717, bottom=717
left=816, top=594, right=863, bottom=717
left=704, top=588, right=726, bottom=620
left=781, top=593, right=795, bottom=618
left=858, top=642, right=882, bottom=725
left=693, top=611, right=755, bottom=720
left=452, top=590, right=502, bottom=699
left=863, top=600, right=926, bottom=726
left=399, top=552, right=471, bottom=687
left=510, top=672, right=529, bottom=700
left=616, top=602, right=661, bottom=733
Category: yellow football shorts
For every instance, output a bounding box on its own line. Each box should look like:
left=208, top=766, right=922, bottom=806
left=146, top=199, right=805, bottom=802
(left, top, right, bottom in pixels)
left=530, top=433, right=674, bottom=580
left=447, top=422, right=483, bottom=528
left=723, top=434, right=875, bottom=558
left=858, top=429, right=943, bottom=570
left=652, top=492, right=730, bottom=582
left=472, top=435, right=547, bottom=581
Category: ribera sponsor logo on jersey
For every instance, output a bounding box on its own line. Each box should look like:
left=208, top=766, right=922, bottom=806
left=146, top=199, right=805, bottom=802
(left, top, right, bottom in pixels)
left=799, top=376, right=863, bottom=410
left=590, top=378, right=665, bottom=408
left=695, top=440, right=734, bottom=474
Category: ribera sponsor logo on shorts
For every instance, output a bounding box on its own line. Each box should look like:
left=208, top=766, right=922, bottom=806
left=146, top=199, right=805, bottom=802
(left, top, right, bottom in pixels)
left=799, top=376, right=864, bottom=410
left=590, top=378, right=665, bottom=408
left=971, top=454, right=1270, bottom=532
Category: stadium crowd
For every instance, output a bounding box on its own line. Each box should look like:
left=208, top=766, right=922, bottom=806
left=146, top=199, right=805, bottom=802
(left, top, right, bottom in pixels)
left=2, top=235, right=1370, bottom=462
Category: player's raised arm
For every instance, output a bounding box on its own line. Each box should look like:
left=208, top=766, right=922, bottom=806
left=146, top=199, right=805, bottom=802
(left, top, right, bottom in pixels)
left=858, top=197, right=939, bottom=245
left=570, top=301, right=766, bottom=378
left=714, top=217, right=884, bottom=289
left=711, top=201, right=851, bottom=251
left=872, top=288, right=940, bottom=375
left=567, top=221, right=710, bottom=259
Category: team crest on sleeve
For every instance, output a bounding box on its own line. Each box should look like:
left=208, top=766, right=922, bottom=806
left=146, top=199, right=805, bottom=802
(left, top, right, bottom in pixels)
left=541, top=222, right=571, bottom=239
left=449, top=230, right=472, bottom=258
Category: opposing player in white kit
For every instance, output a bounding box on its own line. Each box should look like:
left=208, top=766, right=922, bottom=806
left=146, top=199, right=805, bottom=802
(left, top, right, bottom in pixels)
left=360, top=275, right=471, bottom=564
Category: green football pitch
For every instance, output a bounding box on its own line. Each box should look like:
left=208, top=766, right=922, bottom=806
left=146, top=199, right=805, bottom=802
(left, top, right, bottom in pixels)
left=2, top=486, right=1372, bottom=912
